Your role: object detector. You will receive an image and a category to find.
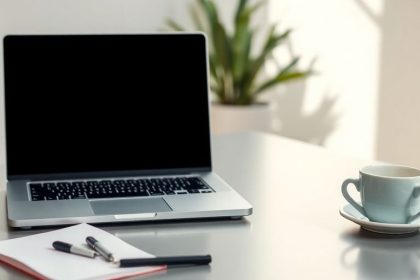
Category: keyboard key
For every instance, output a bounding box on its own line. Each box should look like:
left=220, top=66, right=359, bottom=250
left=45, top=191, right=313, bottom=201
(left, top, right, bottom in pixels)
left=188, top=189, right=200, bottom=194
left=29, top=183, right=42, bottom=188
left=150, top=191, right=165, bottom=196
left=165, top=191, right=176, bottom=195
left=29, top=177, right=213, bottom=201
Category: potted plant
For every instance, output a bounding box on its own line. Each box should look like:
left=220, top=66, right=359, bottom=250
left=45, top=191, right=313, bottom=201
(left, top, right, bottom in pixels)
left=166, top=0, right=313, bottom=133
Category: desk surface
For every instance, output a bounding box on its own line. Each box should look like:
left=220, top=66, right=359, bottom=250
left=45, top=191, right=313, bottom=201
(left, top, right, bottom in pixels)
left=0, top=132, right=419, bottom=280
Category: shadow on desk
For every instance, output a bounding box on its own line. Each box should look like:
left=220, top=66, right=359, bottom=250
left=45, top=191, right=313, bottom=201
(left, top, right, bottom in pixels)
left=112, top=218, right=251, bottom=257
left=133, top=265, right=211, bottom=280
left=340, top=229, right=420, bottom=279
left=6, top=216, right=251, bottom=238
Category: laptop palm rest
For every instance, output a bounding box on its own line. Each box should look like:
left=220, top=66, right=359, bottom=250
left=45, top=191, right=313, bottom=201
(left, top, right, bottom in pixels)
left=90, top=198, right=172, bottom=215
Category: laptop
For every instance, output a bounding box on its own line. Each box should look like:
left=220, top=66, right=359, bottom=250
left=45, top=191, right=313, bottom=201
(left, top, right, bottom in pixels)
left=3, top=33, right=252, bottom=228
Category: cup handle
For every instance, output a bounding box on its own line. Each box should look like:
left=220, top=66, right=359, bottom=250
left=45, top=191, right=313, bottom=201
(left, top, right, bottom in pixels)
left=341, top=178, right=366, bottom=216
left=412, top=186, right=420, bottom=198
left=407, top=185, right=420, bottom=223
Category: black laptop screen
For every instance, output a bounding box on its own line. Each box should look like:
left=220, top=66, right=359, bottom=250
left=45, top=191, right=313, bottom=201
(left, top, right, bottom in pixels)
left=4, top=34, right=212, bottom=177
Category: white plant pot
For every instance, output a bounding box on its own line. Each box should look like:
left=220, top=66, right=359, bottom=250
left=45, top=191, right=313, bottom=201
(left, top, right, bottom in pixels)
left=210, top=103, right=275, bottom=134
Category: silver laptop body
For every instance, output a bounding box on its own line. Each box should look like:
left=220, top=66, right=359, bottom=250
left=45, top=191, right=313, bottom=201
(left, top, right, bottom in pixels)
left=3, top=34, right=252, bottom=228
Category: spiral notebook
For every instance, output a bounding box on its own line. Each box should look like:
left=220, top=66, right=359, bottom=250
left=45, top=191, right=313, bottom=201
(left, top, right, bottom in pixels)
left=0, top=224, right=165, bottom=280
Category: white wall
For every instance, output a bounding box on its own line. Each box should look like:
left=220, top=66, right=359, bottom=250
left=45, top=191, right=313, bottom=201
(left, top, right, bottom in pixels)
left=269, top=0, right=420, bottom=168
left=376, top=0, right=420, bottom=168
left=268, top=0, right=383, bottom=160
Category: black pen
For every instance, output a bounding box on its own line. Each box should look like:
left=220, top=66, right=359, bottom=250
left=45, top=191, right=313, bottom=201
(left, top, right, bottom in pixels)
left=52, top=241, right=97, bottom=258
left=116, top=255, right=212, bottom=267
left=86, top=236, right=115, bottom=262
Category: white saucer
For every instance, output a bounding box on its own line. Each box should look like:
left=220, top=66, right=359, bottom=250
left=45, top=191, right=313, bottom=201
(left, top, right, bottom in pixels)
left=339, top=204, right=420, bottom=234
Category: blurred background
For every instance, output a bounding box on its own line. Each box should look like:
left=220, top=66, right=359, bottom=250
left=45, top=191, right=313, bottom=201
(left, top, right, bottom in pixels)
left=1, top=0, right=419, bottom=168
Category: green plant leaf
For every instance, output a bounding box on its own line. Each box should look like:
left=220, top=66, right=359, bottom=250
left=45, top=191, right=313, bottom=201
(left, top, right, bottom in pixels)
left=164, top=0, right=313, bottom=105
left=235, top=0, right=265, bottom=28
left=213, top=22, right=232, bottom=72
left=209, top=53, right=225, bottom=101
left=279, top=56, right=300, bottom=76
left=255, top=71, right=310, bottom=95
left=164, top=19, right=186, bottom=31
left=208, top=53, right=218, bottom=80
left=234, top=0, right=248, bottom=25
left=232, top=29, right=253, bottom=86
left=199, top=0, right=232, bottom=71
left=232, top=1, right=266, bottom=102
left=189, top=3, right=206, bottom=31
left=198, top=0, right=219, bottom=30
left=241, top=26, right=291, bottom=97
left=253, top=58, right=313, bottom=95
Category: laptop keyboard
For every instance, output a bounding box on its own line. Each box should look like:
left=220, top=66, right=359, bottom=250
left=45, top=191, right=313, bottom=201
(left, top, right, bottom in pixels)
left=29, top=177, right=213, bottom=201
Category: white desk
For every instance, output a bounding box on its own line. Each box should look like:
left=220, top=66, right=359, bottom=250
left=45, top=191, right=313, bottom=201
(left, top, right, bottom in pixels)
left=0, top=132, right=418, bottom=279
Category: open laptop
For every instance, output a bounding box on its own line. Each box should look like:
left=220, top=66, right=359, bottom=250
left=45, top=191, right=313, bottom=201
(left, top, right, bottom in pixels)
left=3, top=33, right=252, bottom=228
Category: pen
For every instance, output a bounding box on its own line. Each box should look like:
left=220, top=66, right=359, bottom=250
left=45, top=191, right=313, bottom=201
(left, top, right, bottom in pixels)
left=52, top=241, right=97, bottom=258
left=86, top=236, right=115, bottom=262
left=116, top=255, right=212, bottom=267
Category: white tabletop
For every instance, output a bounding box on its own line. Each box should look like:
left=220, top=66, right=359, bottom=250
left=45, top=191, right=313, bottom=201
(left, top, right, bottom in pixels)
left=0, top=132, right=418, bottom=280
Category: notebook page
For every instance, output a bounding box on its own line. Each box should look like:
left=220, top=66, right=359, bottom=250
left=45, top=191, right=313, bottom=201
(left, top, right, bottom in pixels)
left=0, top=224, right=165, bottom=280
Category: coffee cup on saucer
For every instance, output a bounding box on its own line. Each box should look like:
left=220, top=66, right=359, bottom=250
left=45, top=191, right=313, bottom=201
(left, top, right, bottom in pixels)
left=341, top=164, right=420, bottom=224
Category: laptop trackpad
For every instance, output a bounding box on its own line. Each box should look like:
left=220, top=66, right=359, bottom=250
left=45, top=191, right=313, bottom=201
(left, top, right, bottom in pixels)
left=90, top=198, right=172, bottom=215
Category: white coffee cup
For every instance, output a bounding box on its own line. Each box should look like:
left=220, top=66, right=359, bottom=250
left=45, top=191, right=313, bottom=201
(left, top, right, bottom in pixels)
left=341, top=165, right=420, bottom=224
